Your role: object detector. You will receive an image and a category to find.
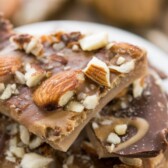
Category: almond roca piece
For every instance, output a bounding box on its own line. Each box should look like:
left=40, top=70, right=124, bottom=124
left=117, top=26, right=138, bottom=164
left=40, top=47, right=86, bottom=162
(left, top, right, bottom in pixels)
left=0, top=114, right=167, bottom=168
left=56, top=133, right=168, bottom=168
left=0, top=17, right=147, bottom=151
left=87, top=71, right=168, bottom=158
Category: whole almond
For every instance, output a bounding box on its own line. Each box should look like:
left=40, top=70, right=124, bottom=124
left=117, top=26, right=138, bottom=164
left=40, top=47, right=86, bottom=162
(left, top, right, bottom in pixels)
left=33, top=70, right=84, bottom=108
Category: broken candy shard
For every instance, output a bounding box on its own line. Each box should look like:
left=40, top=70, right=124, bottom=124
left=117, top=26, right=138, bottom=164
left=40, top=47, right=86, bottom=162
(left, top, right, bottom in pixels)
left=87, top=72, right=168, bottom=158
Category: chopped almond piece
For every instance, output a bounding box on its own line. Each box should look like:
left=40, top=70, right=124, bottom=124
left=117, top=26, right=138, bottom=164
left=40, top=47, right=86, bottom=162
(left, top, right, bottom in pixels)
left=67, top=101, right=84, bottom=113
left=84, top=57, right=110, bottom=87
left=79, top=32, right=108, bottom=51
left=109, top=60, right=135, bottom=73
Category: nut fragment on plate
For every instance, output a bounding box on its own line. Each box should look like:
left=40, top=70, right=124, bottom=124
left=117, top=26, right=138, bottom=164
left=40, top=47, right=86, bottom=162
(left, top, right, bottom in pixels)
left=24, top=64, right=46, bottom=87
left=33, top=70, right=85, bottom=108
left=109, top=60, right=135, bottom=73
left=79, top=32, right=108, bottom=51
left=84, top=57, right=110, bottom=87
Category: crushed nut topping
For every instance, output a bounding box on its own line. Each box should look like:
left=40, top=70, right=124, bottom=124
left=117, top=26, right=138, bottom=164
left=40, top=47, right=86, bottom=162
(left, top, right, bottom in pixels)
left=0, top=84, right=19, bottom=100
left=15, top=71, right=26, bottom=84
left=120, top=101, right=128, bottom=109
left=5, top=155, right=16, bottom=163
left=20, top=153, right=53, bottom=168
left=24, top=64, right=46, bottom=87
left=84, top=57, right=110, bottom=87
left=107, top=132, right=121, bottom=145
left=114, top=124, right=128, bottom=136
left=58, top=91, right=74, bottom=107
left=72, top=44, right=79, bottom=51
left=0, top=83, right=5, bottom=93
left=19, top=125, right=30, bottom=145
left=133, top=77, right=145, bottom=98
left=109, top=60, right=135, bottom=73
left=92, top=122, right=99, bottom=129
left=83, top=94, right=99, bottom=110
left=66, top=101, right=84, bottom=113
left=29, top=137, right=43, bottom=150
left=53, top=41, right=65, bottom=51
left=116, top=56, right=126, bottom=65
left=10, top=146, right=25, bottom=158
left=10, top=34, right=44, bottom=57
left=79, top=32, right=108, bottom=51
left=4, top=120, right=47, bottom=166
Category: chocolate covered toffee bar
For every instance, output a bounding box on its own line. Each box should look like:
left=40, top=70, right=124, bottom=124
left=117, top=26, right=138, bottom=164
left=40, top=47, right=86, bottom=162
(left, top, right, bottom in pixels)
left=87, top=71, right=168, bottom=158
left=0, top=16, right=147, bottom=151
left=0, top=114, right=167, bottom=168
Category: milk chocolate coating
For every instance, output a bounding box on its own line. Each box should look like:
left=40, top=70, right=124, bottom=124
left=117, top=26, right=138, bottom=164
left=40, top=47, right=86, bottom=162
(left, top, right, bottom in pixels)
left=89, top=74, right=168, bottom=157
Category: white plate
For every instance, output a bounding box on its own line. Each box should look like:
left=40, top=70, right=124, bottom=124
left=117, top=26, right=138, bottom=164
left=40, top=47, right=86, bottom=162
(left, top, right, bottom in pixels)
left=15, top=21, right=168, bottom=75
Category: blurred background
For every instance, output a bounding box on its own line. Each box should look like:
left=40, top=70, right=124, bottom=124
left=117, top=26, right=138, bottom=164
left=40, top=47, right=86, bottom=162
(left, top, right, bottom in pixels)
left=1, top=0, right=168, bottom=53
